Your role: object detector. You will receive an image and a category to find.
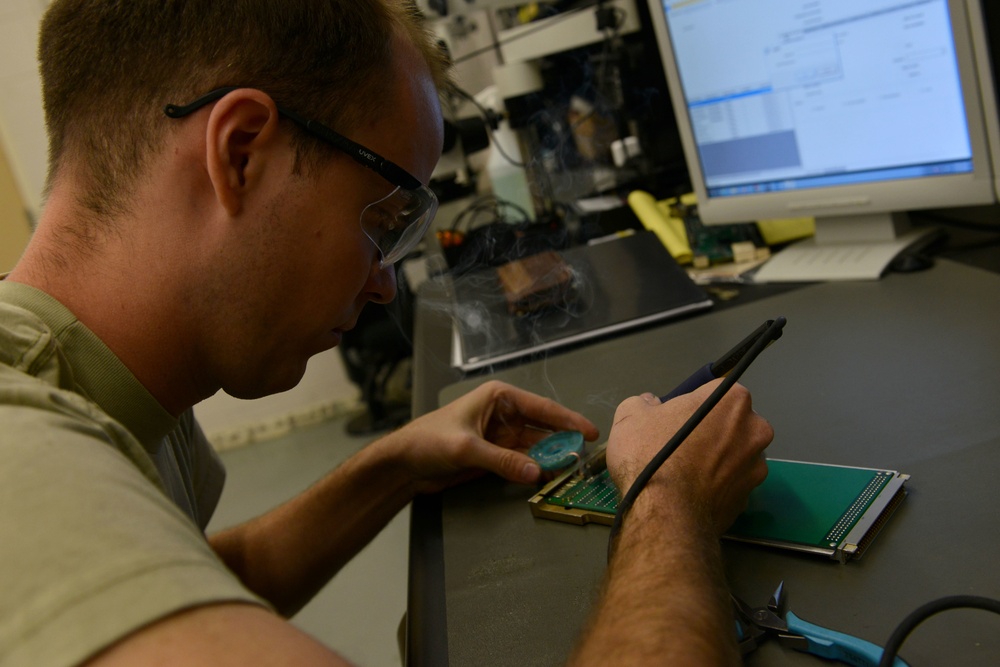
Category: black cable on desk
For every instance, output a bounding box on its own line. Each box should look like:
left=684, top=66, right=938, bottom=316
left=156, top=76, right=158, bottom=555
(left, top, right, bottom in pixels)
left=878, top=595, right=1000, bottom=667
left=607, top=317, right=786, bottom=561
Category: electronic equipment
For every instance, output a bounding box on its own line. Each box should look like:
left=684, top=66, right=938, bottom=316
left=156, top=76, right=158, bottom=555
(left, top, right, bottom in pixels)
left=645, top=0, right=1000, bottom=280
left=529, top=446, right=910, bottom=563
left=427, top=0, right=689, bottom=225
left=448, top=230, right=712, bottom=371
left=418, top=0, right=532, bottom=18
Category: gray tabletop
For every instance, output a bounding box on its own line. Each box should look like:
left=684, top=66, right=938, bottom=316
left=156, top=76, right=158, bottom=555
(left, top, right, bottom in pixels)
left=409, top=259, right=1000, bottom=666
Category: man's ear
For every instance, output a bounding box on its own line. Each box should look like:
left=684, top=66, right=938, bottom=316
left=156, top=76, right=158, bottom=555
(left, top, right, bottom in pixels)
left=204, top=89, right=283, bottom=216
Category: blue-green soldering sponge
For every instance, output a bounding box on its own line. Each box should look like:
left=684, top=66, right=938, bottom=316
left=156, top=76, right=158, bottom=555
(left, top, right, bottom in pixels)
left=528, top=431, right=585, bottom=471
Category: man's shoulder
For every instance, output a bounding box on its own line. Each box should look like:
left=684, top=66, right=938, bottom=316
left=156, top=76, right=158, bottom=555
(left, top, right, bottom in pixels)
left=0, top=340, right=116, bottom=446
left=0, top=407, right=263, bottom=667
left=0, top=311, right=259, bottom=666
left=0, top=297, right=63, bottom=381
left=0, top=325, right=173, bottom=506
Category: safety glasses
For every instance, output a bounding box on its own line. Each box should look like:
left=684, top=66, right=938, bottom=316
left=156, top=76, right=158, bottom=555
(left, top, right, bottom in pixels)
left=165, top=87, right=438, bottom=266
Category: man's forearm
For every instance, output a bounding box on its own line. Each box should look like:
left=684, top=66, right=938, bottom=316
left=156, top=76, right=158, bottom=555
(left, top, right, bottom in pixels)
left=209, top=437, right=416, bottom=617
left=568, top=489, right=740, bottom=667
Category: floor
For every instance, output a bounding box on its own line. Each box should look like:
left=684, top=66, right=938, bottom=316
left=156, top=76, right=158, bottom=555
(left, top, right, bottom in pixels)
left=207, top=412, right=409, bottom=667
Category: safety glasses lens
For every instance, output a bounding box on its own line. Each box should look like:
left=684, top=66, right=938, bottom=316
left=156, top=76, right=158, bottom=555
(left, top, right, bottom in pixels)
left=360, top=185, right=438, bottom=265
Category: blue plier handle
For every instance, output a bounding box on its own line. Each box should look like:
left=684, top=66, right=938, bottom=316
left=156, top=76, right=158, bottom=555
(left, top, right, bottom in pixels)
left=733, top=582, right=910, bottom=666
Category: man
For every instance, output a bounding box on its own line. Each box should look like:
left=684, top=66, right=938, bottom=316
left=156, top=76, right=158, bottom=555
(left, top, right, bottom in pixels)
left=0, top=1, right=772, bottom=665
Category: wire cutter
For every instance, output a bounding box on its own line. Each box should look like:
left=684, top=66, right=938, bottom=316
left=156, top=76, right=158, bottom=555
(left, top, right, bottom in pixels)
left=733, top=582, right=910, bottom=666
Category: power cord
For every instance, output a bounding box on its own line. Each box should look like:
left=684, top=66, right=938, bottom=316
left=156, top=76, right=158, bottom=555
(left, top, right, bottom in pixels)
left=878, top=595, right=1000, bottom=666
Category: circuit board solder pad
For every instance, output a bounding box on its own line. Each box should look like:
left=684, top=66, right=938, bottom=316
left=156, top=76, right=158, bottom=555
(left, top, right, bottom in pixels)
left=528, top=445, right=619, bottom=526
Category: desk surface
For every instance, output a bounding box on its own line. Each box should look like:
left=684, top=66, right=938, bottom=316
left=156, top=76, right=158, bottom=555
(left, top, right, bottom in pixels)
left=407, top=259, right=1000, bottom=666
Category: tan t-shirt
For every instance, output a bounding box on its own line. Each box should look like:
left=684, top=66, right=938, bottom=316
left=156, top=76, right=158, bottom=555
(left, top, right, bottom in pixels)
left=0, top=280, right=265, bottom=667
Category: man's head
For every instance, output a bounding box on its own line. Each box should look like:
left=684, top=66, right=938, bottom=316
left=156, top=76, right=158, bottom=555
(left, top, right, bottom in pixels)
left=27, top=0, right=449, bottom=409
left=38, top=0, right=450, bottom=220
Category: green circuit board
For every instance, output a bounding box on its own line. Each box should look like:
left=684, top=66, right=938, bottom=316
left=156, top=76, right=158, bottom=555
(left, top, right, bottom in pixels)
left=544, top=468, right=620, bottom=513
left=530, top=456, right=909, bottom=561
left=539, top=461, right=892, bottom=538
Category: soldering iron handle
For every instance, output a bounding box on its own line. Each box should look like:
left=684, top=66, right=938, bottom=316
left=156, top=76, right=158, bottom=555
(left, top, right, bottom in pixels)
left=785, top=611, right=910, bottom=667
left=659, top=363, right=716, bottom=403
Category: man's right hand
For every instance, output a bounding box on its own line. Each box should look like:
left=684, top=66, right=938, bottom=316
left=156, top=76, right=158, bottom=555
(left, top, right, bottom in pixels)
left=605, top=379, right=773, bottom=536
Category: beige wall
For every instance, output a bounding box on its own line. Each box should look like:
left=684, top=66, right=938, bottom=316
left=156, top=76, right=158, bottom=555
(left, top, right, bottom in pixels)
left=0, top=144, right=31, bottom=272
left=0, top=0, right=48, bottom=219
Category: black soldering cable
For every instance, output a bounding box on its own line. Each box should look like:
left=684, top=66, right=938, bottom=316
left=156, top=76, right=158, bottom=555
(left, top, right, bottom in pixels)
left=607, top=317, right=786, bottom=561
left=877, top=595, right=1000, bottom=667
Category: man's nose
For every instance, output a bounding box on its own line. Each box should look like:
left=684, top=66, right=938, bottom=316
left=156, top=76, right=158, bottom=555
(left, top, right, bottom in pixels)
left=368, top=260, right=398, bottom=305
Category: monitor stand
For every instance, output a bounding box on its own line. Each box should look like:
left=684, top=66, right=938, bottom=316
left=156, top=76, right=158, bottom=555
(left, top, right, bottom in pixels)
left=752, top=212, right=938, bottom=282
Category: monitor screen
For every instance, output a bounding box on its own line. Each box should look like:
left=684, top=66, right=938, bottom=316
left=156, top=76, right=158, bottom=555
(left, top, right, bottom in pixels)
left=646, top=0, right=997, bottom=280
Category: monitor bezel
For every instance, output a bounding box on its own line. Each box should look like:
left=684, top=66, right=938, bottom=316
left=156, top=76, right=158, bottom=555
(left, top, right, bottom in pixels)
left=645, top=0, right=998, bottom=225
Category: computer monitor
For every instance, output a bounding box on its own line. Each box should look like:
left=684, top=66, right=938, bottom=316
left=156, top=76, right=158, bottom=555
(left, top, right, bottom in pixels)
left=645, top=0, right=998, bottom=280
